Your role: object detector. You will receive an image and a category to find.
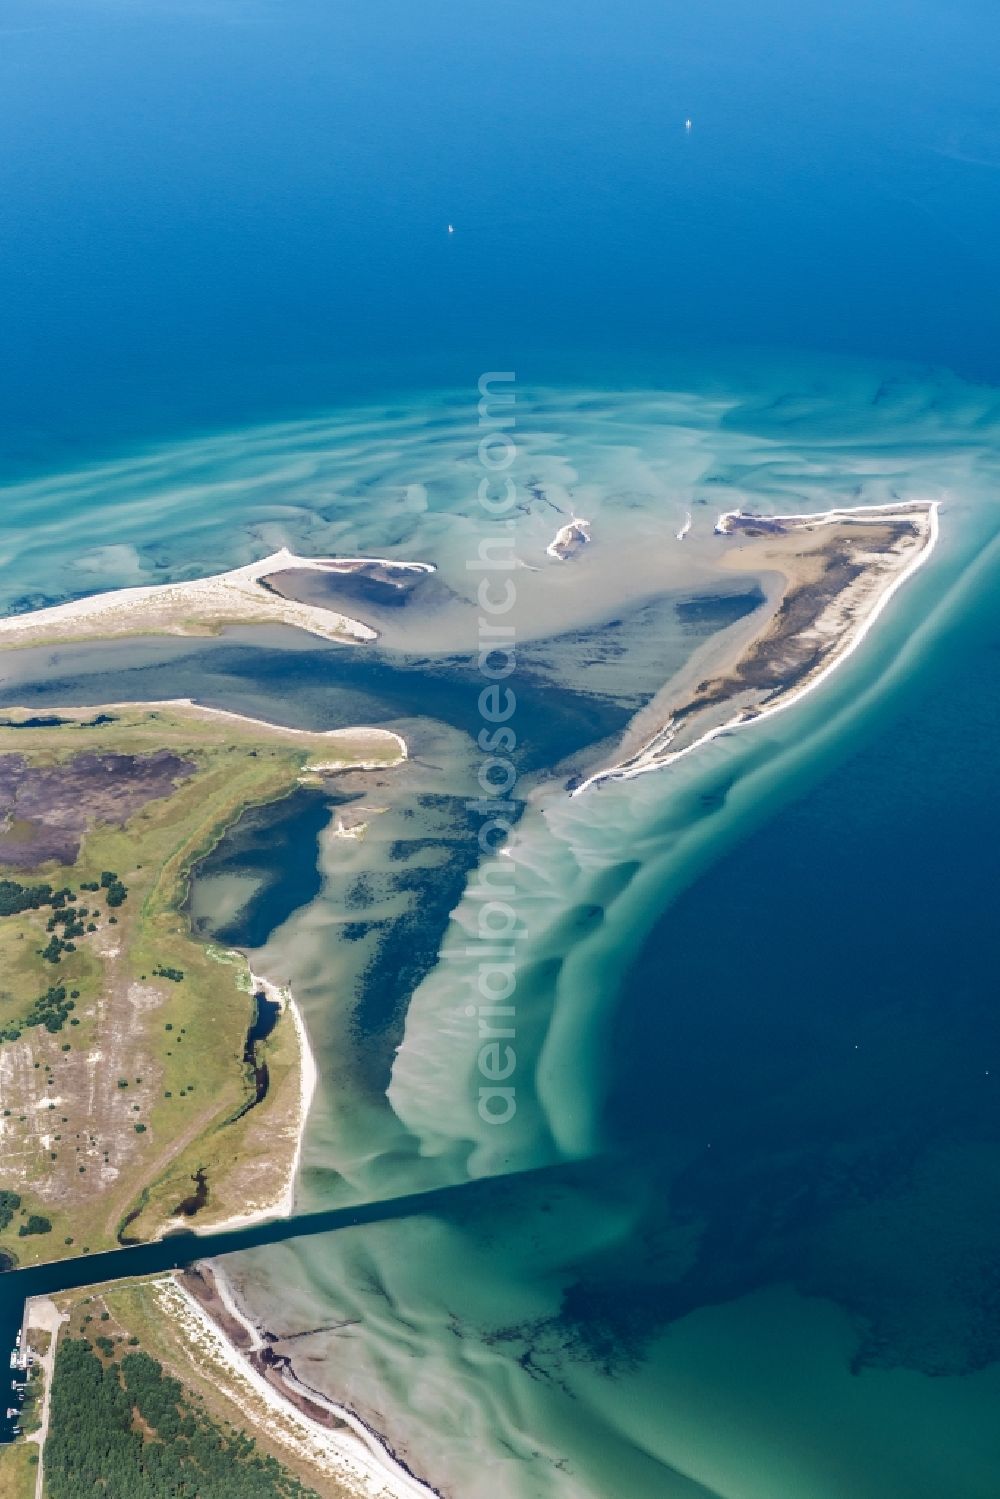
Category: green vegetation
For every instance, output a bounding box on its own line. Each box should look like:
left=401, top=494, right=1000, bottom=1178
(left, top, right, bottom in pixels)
left=18, top=1213, right=52, bottom=1236
left=35, top=875, right=126, bottom=964
left=45, top=1338, right=317, bottom=1499
left=18, top=1360, right=44, bottom=1435
left=0, top=1440, right=37, bottom=1499
left=0, top=878, right=56, bottom=916
left=101, top=869, right=129, bottom=907
left=1, top=873, right=126, bottom=1035
left=0, top=704, right=382, bottom=1260
left=0, top=1189, right=21, bottom=1230
left=23, top=982, right=74, bottom=1032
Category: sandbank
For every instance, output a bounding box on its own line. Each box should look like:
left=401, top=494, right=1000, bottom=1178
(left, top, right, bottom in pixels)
left=575, top=499, right=940, bottom=792
left=0, top=550, right=432, bottom=652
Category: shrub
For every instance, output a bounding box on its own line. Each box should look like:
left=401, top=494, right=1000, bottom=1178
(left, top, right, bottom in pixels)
left=22, top=984, right=72, bottom=1033
left=0, top=879, right=54, bottom=916
left=0, top=1189, right=21, bottom=1231
left=18, top=1214, right=52, bottom=1236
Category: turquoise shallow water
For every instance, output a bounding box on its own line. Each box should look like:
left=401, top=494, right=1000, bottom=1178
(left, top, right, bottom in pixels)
left=2, top=369, right=999, bottom=1494
left=4, top=2, right=1000, bottom=1489
left=213, top=468, right=1000, bottom=1499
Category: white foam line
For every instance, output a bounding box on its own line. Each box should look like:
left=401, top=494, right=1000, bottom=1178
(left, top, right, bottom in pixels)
left=306, top=556, right=435, bottom=575
left=715, top=497, right=933, bottom=534
left=715, top=507, right=743, bottom=533
left=575, top=499, right=941, bottom=794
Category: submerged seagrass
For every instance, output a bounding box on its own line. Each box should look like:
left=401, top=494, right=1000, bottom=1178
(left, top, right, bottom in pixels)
left=3, top=372, right=1000, bottom=1498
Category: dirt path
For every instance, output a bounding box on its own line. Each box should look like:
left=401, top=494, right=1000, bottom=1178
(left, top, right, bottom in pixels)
left=24, top=1296, right=64, bottom=1499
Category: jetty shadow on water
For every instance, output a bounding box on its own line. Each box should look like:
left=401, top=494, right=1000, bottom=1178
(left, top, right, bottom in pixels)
left=0, top=1158, right=590, bottom=1443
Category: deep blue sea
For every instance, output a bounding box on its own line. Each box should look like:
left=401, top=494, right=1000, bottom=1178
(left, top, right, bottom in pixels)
left=3, top=3, right=1000, bottom=1495
left=3, top=0, right=1000, bottom=471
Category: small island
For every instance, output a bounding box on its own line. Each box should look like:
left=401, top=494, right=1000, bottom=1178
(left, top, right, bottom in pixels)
left=576, top=499, right=939, bottom=789
left=545, top=516, right=592, bottom=561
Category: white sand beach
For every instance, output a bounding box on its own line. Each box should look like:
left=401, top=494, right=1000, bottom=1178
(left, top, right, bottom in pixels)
left=157, top=968, right=318, bottom=1238
left=158, top=1274, right=438, bottom=1499
left=575, top=499, right=941, bottom=793
left=0, top=549, right=434, bottom=651
left=0, top=697, right=407, bottom=768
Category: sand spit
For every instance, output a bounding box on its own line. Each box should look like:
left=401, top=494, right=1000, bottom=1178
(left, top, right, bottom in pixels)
left=575, top=499, right=940, bottom=793
left=157, top=968, right=318, bottom=1238
left=0, top=697, right=407, bottom=768
left=153, top=699, right=408, bottom=768
left=0, top=549, right=433, bottom=651
left=303, top=558, right=434, bottom=574
left=166, top=1270, right=439, bottom=1499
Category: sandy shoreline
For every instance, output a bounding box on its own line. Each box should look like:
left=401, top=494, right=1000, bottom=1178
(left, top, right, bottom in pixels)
left=0, top=697, right=408, bottom=768
left=153, top=698, right=408, bottom=767
left=21, top=1271, right=437, bottom=1499
left=165, top=1269, right=438, bottom=1498
left=0, top=696, right=400, bottom=1250
left=575, top=498, right=941, bottom=793
left=0, top=548, right=433, bottom=652
left=156, top=965, right=318, bottom=1238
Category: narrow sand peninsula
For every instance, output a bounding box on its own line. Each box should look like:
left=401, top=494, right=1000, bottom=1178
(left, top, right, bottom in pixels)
left=162, top=1271, right=438, bottom=1499
left=0, top=549, right=433, bottom=651
left=575, top=499, right=940, bottom=792
left=0, top=697, right=407, bottom=768
left=151, top=699, right=408, bottom=768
